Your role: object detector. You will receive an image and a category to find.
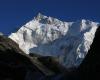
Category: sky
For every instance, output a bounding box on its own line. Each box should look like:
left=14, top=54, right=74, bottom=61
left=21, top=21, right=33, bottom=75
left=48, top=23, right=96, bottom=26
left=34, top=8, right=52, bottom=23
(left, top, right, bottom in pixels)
left=0, top=0, right=100, bottom=35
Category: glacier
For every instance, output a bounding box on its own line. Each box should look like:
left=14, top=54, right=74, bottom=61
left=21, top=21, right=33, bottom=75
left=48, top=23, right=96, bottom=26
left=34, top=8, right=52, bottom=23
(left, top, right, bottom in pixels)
left=9, top=13, right=99, bottom=68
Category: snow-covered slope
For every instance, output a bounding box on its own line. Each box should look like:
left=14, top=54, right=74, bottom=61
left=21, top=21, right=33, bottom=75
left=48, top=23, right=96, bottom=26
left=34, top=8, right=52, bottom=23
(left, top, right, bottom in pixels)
left=9, top=13, right=99, bottom=68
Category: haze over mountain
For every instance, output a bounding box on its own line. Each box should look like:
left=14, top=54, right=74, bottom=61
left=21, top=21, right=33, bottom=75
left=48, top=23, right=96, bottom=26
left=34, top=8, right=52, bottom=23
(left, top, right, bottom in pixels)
left=9, top=13, right=99, bottom=68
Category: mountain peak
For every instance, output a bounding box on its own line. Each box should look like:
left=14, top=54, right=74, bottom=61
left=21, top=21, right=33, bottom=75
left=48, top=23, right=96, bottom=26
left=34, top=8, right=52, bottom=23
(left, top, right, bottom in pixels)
left=34, top=13, right=55, bottom=24
left=35, top=13, right=47, bottom=20
left=9, top=14, right=99, bottom=68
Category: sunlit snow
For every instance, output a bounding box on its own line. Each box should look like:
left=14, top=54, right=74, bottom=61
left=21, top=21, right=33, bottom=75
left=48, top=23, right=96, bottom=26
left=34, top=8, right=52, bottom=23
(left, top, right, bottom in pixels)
left=9, top=13, right=99, bottom=68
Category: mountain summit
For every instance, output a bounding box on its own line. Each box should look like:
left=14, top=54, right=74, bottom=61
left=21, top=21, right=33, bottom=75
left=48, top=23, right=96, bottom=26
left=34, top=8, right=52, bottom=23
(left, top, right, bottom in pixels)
left=9, top=13, right=99, bottom=68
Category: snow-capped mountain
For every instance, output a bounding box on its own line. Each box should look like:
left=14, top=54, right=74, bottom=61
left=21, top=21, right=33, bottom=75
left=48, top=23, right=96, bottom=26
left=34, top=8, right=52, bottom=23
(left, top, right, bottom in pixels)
left=0, top=32, right=3, bottom=36
left=9, top=13, right=99, bottom=68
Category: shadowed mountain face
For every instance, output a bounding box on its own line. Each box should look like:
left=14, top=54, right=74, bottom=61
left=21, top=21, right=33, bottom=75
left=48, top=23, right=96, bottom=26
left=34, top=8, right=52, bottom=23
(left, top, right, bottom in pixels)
left=0, top=36, right=45, bottom=80
left=78, top=26, right=100, bottom=79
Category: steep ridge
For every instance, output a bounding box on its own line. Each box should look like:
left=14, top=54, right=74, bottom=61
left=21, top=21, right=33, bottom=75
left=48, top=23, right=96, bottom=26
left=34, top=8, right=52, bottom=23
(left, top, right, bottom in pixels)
left=0, top=35, right=44, bottom=80
left=77, top=26, right=100, bottom=80
left=0, top=35, right=73, bottom=80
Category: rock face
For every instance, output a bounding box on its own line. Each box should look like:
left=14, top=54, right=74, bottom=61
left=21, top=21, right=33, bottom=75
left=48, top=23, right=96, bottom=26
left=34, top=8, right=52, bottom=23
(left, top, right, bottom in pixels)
left=0, top=35, right=45, bottom=80
left=9, top=13, right=99, bottom=68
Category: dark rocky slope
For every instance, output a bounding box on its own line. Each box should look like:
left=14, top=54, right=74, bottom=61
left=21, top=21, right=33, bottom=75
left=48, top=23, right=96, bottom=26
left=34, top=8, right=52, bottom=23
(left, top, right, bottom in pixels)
left=0, top=36, right=46, bottom=80
left=0, top=35, right=69, bottom=80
